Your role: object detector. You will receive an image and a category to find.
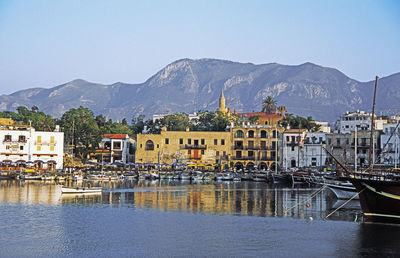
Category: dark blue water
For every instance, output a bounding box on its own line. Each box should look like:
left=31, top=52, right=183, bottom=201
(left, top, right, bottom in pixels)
left=1, top=180, right=400, bottom=257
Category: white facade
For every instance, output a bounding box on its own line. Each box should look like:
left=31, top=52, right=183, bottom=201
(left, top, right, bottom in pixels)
left=282, top=129, right=308, bottom=169
left=380, top=122, right=400, bottom=166
left=100, top=134, right=133, bottom=163
left=335, top=110, right=385, bottom=134
left=315, top=121, right=331, bottom=133
left=303, top=132, right=327, bottom=167
left=0, top=127, right=64, bottom=169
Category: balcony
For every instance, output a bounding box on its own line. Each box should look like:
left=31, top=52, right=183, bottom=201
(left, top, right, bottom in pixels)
left=259, top=157, right=279, bottom=161
left=182, top=144, right=207, bottom=150
left=232, top=156, right=256, bottom=160
left=189, top=155, right=201, bottom=160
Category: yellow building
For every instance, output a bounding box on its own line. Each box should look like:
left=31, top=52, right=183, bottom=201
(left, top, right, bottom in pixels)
left=136, top=127, right=231, bottom=168
left=231, top=124, right=284, bottom=170
left=136, top=91, right=285, bottom=170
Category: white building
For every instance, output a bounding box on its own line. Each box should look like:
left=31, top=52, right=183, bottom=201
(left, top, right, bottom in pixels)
left=335, top=110, right=386, bottom=134
left=303, top=132, right=327, bottom=167
left=96, top=134, right=133, bottom=163
left=282, top=129, right=308, bottom=168
left=380, top=122, right=400, bottom=166
left=0, top=126, right=64, bottom=170
left=315, top=121, right=331, bottom=133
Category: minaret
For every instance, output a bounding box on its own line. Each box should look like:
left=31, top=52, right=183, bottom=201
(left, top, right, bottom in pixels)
left=218, top=89, right=227, bottom=114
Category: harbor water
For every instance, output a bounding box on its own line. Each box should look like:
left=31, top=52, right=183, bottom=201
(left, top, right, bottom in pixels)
left=1, top=180, right=400, bottom=257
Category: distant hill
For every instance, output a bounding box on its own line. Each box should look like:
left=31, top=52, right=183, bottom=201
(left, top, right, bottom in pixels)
left=0, top=58, right=398, bottom=122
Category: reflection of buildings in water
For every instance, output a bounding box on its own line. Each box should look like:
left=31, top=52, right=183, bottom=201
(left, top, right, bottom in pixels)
left=0, top=180, right=356, bottom=221
left=0, top=180, right=61, bottom=205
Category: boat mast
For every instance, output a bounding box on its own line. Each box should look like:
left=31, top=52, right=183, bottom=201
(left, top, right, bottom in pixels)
left=355, top=126, right=357, bottom=172
left=369, top=76, right=379, bottom=169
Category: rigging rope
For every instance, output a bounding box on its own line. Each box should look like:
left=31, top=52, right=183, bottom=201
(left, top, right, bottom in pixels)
left=283, top=185, right=326, bottom=214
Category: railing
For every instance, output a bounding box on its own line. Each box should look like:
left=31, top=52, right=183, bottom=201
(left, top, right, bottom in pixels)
left=232, top=156, right=256, bottom=160
left=182, top=144, right=207, bottom=150
left=189, top=155, right=201, bottom=160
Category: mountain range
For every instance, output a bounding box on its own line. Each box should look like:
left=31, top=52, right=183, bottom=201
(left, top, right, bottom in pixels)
left=1, top=58, right=399, bottom=123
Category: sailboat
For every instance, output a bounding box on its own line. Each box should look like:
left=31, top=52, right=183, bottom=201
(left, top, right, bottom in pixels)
left=337, top=76, right=400, bottom=224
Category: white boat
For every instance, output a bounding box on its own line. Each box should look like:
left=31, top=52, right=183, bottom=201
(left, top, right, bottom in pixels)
left=193, top=171, right=204, bottom=181
left=324, top=180, right=359, bottom=200
left=61, top=186, right=102, bottom=194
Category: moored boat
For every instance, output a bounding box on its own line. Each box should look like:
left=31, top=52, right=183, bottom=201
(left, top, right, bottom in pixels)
left=61, top=186, right=102, bottom=194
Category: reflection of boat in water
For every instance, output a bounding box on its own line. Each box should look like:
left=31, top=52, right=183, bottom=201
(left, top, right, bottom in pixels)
left=61, top=186, right=102, bottom=194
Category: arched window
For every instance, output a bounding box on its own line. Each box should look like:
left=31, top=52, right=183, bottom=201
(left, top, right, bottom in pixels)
left=235, top=130, right=244, bottom=138
left=248, top=130, right=255, bottom=138
left=145, top=140, right=154, bottom=150
left=272, top=130, right=278, bottom=138
left=260, top=130, right=267, bottom=138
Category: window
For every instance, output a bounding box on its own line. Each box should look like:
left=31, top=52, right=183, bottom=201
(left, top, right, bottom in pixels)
left=248, top=151, right=254, bottom=157
left=188, top=149, right=191, bottom=154
left=291, top=136, right=295, bottom=142
left=37, top=145, right=41, bottom=151
left=336, top=139, right=340, bottom=146
left=50, top=146, right=54, bottom=151
left=113, top=141, right=121, bottom=150
left=236, top=151, right=242, bottom=158
left=37, top=136, right=41, bottom=144
left=201, top=139, right=205, bottom=145
left=235, top=130, right=244, bottom=138
left=19, top=135, right=26, bottom=142
left=248, top=141, right=254, bottom=149
left=50, top=136, right=54, bottom=144
left=291, top=146, right=295, bottom=151
left=216, top=151, right=220, bottom=156
left=20, top=146, right=23, bottom=151
left=165, top=138, right=169, bottom=144
left=201, top=150, right=204, bottom=155
left=214, top=139, right=217, bottom=145
left=194, top=139, right=199, bottom=145
left=286, top=136, right=290, bottom=142
left=145, top=140, right=154, bottom=150
left=188, top=139, right=191, bottom=144
left=261, top=141, right=266, bottom=149
left=4, top=135, right=11, bottom=142
left=223, top=151, right=226, bottom=156
left=261, top=130, right=267, bottom=138
left=248, top=130, right=255, bottom=138
left=179, top=138, right=183, bottom=144
left=221, top=139, right=225, bottom=145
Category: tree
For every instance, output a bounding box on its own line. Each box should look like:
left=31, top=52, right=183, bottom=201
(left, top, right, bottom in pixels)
left=59, top=106, right=100, bottom=158
left=131, top=115, right=146, bottom=135
left=262, top=96, right=277, bottom=114
left=279, top=113, right=320, bottom=132
left=162, top=113, right=191, bottom=131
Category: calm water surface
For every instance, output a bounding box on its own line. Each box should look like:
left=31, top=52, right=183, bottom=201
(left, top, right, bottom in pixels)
left=1, top=179, right=400, bottom=257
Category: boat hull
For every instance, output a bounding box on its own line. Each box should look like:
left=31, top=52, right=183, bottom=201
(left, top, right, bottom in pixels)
left=61, top=187, right=102, bottom=194
left=349, top=178, right=400, bottom=223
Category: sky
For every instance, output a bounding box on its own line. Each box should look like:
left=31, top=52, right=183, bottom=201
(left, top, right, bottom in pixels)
left=0, top=0, right=399, bottom=95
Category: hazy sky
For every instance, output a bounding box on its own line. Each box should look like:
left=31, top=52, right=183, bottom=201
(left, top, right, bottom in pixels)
left=0, top=0, right=399, bottom=95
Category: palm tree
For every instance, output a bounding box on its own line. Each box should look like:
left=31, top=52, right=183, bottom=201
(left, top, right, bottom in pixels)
left=262, top=96, right=277, bottom=114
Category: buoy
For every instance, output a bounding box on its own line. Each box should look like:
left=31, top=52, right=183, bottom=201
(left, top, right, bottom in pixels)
left=309, top=217, right=313, bottom=221
left=306, top=203, right=311, bottom=208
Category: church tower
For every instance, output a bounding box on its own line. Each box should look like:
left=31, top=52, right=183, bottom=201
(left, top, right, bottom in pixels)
left=218, top=90, right=227, bottom=114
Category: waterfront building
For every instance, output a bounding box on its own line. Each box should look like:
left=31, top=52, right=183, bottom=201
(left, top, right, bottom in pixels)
left=380, top=122, right=400, bottom=166
left=136, top=91, right=285, bottom=170
left=92, top=134, right=134, bottom=164
left=302, top=132, right=327, bottom=168
left=136, top=127, right=231, bottom=168
left=282, top=129, right=308, bottom=168
left=334, top=110, right=386, bottom=134
left=325, top=130, right=381, bottom=169
left=0, top=122, right=64, bottom=170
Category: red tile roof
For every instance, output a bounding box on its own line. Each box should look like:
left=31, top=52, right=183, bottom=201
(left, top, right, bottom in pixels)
left=103, top=134, right=128, bottom=139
